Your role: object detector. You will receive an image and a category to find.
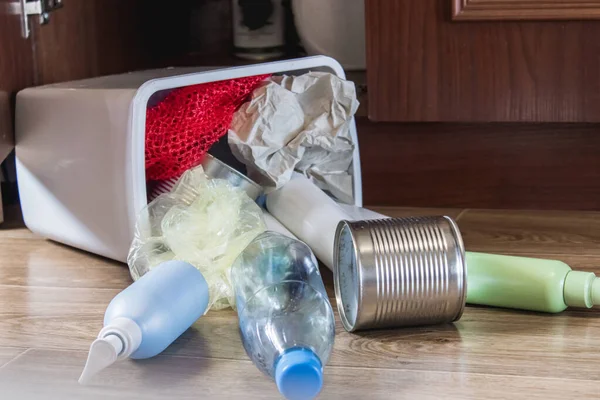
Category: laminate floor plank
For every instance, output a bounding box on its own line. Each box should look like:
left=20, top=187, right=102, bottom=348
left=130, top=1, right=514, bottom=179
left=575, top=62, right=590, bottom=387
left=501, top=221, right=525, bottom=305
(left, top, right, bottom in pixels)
left=0, top=347, right=27, bottom=369
left=1, top=348, right=599, bottom=400
left=459, top=209, right=600, bottom=256
left=2, top=207, right=600, bottom=398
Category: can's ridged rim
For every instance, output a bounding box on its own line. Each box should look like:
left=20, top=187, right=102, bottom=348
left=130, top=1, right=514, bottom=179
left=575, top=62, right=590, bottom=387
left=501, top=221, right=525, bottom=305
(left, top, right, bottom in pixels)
left=443, top=216, right=468, bottom=322
left=333, top=220, right=360, bottom=332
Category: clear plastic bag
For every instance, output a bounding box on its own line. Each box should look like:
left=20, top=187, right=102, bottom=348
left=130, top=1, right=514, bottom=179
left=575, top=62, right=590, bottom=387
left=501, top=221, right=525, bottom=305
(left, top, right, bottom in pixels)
left=128, top=165, right=266, bottom=311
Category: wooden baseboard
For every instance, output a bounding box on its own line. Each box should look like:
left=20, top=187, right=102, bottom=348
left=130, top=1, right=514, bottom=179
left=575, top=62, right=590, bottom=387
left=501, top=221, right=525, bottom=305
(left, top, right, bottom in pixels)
left=357, top=119, right=600, bottom=210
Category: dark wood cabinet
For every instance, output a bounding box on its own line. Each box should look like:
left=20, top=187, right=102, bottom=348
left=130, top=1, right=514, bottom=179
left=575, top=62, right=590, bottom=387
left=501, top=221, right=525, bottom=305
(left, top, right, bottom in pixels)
left=0, top=0, right=152, bottom=148
left=366, top=0, right=600, bottom=122
left=31, top=1, right=149, bottom=84
left=2, top=0, right=600, bottom=210
left=361, top=0, right=600, bottom=210
left=0, top=0, right=185, bottom=218
left=0, top=0, right=34, bottom=161
left=358, top=121, right=600, bottom=209
left=0, top=0, right=190, bottom=148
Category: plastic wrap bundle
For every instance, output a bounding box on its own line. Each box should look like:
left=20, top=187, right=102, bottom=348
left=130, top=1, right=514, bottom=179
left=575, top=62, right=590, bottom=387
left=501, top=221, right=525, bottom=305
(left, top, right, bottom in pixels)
left=128, top=165, right=266, bottom=311
left=145, top=75, right=269, bottom=181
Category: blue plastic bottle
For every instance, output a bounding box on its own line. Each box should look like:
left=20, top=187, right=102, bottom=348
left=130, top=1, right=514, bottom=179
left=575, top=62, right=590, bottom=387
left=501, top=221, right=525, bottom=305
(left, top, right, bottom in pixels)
left=231, top=232, right=336, bottom=400
left=79, top=260, right=209, bottom=384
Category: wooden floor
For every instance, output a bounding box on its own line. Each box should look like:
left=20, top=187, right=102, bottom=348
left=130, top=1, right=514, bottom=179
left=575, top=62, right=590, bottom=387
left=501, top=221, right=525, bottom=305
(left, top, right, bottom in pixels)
left=1, top=207, right=600, bottom=399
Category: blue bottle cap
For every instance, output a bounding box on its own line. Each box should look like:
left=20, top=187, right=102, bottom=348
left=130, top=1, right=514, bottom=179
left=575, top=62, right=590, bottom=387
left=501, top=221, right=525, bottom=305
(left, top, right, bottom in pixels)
left=275, top=348, right=323, bottom=400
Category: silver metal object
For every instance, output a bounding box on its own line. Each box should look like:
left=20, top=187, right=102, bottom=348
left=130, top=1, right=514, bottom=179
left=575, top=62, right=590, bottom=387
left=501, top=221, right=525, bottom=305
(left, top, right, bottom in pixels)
left=5, top=0, right=63, bottom=39
left=334, top=216, right=467, bottom=332
left=201, top=154, right=263, bottom=201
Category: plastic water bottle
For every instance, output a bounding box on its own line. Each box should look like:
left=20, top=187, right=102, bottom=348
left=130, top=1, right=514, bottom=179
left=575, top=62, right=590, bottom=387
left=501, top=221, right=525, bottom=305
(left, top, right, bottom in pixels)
left=79, top=261, right=209, bottom=384
left=231, top=232, right=335, bottom=400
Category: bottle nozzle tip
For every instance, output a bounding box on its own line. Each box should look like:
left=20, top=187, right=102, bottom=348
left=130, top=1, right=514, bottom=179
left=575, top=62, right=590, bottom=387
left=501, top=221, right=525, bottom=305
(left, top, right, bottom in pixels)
left=78, top=336, right=122, bottom=385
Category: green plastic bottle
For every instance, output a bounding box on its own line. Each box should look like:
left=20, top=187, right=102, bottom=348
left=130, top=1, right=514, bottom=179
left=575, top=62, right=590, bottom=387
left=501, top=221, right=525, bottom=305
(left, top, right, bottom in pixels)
left=466, top=252, right=600, bottom=313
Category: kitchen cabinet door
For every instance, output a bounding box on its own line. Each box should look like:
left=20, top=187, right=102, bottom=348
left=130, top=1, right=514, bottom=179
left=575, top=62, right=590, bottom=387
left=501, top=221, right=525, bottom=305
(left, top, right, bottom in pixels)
left=0, top=0, right=177, bottom=167
left=0, top=0, right=35, bottom=162
left=0, top=0, right=188, bottom=218
left=366, top=0, right=600, bottom=122
left=30, top=0, right=181, bottom=85
left=0, top=0, right=36, bottom=219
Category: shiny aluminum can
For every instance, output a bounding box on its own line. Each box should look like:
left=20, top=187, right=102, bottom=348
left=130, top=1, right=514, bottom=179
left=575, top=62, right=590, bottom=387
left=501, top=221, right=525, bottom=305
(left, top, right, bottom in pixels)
left=333, top=216, right=467, bottom=332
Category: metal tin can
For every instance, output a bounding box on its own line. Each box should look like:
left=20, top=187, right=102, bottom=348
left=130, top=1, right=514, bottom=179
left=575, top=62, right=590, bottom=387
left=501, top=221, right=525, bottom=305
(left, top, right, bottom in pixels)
left=334, top=216, right=467, bottom=332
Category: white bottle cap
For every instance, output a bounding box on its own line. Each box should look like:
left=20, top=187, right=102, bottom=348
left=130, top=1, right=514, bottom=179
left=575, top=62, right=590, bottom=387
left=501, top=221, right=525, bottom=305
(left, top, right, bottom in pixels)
left=79, top=317, right=142, bottom=385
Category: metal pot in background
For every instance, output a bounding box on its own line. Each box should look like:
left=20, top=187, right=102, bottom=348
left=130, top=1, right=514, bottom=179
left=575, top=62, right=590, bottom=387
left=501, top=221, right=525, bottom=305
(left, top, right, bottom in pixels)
left=334, top=216, right=467, bottom=332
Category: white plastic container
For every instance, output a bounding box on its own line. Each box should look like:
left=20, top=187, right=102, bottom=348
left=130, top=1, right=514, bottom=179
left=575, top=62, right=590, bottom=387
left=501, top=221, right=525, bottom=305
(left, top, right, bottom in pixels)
left=15, top=56, right=362, bottom=262
left=267, top=173, right=352, bottom=270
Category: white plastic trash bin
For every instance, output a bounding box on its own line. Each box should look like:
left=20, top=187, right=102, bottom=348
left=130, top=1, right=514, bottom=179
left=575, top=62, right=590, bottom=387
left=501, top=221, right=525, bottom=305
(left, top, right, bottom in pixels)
left=15, top=56, right=363, bottom=262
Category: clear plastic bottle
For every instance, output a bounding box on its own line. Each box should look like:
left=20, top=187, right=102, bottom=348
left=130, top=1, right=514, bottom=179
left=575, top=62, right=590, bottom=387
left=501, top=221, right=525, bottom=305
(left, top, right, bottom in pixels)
left=231, top=232, right=335, bottom=400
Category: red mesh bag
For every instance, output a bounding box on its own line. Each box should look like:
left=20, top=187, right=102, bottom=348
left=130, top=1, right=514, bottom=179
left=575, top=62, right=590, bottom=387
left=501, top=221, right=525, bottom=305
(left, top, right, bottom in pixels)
left=145, top=75, right=269, bottom=181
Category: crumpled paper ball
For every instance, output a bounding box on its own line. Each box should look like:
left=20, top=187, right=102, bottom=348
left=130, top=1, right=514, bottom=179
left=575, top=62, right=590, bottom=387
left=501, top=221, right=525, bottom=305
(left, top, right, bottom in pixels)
left=228, top=72, right=359, bottom=204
